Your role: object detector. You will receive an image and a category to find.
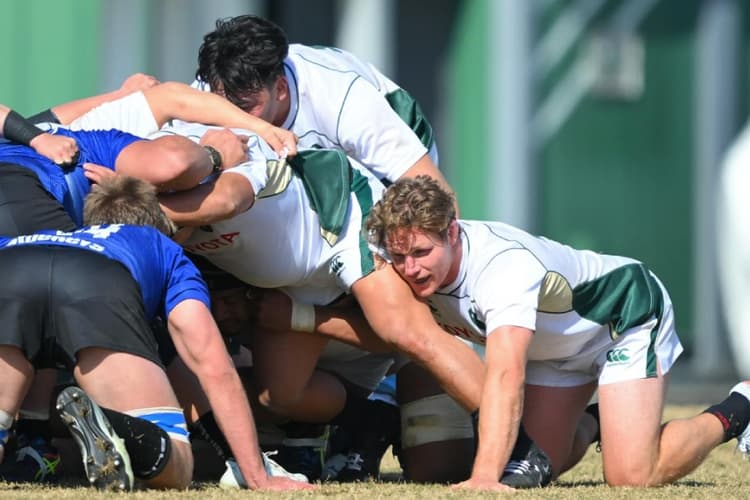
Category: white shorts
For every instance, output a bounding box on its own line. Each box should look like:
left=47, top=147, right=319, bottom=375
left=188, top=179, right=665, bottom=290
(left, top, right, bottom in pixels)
left=317, top=340, right=401, bottom=392
left=526, top=277, right=684, bottom=387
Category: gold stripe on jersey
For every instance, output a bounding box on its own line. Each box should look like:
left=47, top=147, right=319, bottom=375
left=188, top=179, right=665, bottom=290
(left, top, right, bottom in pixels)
left=538, top=271, right=574, bottom=313
left=255, top=159, right=293, bottom=199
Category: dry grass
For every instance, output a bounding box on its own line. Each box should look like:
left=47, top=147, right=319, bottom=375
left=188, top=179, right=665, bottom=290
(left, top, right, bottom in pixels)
left=2, top=405, right=749, bottom=499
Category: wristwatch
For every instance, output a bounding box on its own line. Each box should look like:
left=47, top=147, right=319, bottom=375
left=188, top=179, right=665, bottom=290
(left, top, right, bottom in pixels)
left=203, top=145, right=223, bottom=174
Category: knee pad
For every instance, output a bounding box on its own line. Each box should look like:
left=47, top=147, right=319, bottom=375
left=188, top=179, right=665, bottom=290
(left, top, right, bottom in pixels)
left=127, top=407, right=190, bottom=444
left=400, top=394, right=474, bottom=449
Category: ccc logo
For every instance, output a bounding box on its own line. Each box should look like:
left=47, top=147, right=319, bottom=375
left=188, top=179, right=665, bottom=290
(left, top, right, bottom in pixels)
left=606, top=348, right=630, bottom=363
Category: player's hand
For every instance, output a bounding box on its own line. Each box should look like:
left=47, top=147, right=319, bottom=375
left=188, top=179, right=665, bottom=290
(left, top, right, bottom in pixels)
left=200, top=128, right=250, bottom=169
left=120, top=72, right=160, bottom=94
left=30, top=133, right=79, bottom=165
left=253, top=476, right=316, bottom=491
left=83, top=162, right=118, bottom=184
left=451, top=477, right=516, bottom=492
left=255, top=122, right=297, bottom=158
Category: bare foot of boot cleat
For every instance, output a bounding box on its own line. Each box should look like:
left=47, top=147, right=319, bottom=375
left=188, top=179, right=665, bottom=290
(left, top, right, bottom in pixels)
left=56, top=386, right=133, bottom=491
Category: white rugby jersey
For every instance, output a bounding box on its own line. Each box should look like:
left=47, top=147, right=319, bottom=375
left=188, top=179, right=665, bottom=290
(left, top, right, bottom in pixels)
left=194, top=44, right=430, bottom=183
left=428, top=221, right=666, bottom=361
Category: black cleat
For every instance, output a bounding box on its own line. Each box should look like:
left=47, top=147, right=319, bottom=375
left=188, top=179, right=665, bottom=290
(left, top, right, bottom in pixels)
left=56, top=386, right=133, bottom=491
left=500, top=440, right=552, bottom=489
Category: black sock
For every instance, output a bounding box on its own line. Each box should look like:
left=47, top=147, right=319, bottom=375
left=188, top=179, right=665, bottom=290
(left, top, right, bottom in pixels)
left=704, top=392, right=750, bottom=442
left=584, top=402, right=601, bottom=444
left=16, top=418, right=52, bottom=441
left=101, top=408, right=171, bottom=479
left=188, top=411, right=231, bottom=459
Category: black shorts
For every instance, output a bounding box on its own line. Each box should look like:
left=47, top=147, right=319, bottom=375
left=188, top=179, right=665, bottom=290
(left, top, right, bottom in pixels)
left=0, top=246, right=162, bottom=369
left=0, top=163, right=77, bottom=235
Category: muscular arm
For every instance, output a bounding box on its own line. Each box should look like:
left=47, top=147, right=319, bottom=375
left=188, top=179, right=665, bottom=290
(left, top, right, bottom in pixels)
left=253, top=290, right=393, bottom=353
left=143, top=82, right=296, bottom=155
left=159, top=170, right=256, bottom=225
left=166, top=300, right=268, bottom=488
left=115, top=135, right=214, bottom=191
left=468, top=325, right=532, bottom=488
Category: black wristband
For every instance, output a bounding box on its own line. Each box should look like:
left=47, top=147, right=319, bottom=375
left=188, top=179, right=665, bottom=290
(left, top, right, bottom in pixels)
left=3, top=110, right=45, bottom=146
left=25, top=108, right=61, bottom=124
left=203, top=145, right=223, bottom=174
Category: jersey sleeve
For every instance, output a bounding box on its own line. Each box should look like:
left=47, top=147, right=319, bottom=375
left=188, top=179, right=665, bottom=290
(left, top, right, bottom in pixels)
left=162, top=239, right=211, bottom=316
left=68, top=91, right=160, bottom=138
left=474, top=248, right=547, bottom=335
left=71, top=129, right=143, bottom=168
left=221, top=159, right=268, bottom=197
left=336, top=77, right=427, bottom=182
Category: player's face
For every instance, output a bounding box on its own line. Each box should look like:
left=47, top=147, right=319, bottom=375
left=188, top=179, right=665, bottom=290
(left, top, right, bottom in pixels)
left=386, top=226, right=457, bottom=298
left=210, top=288, right=252, bottom=337
left=231, top=76, right=289, bottom=126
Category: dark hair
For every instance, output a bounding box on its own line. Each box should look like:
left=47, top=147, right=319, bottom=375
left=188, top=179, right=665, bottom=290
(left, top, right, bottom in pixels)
left=196, top=15, right=289, bottom=107
left=83, top=176, right=177, bottom=237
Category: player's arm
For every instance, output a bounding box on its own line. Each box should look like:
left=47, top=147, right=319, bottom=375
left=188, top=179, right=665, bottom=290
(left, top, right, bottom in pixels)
left=166, top=299, right=310, bottom=491
left=143, top=82, right=296, bottom=156
left=0, top=103, right=79, bottom=164
left=43, top=73, right=160, bottom=124
left=159, top=169, right=256, bottom=226
left=252, top=289, right=393, bottom=353
left=336, top=80, right=458, bottom=212
left=459, top=325, right=531, bottom=491
left=116, top=128, right=248, bottom=192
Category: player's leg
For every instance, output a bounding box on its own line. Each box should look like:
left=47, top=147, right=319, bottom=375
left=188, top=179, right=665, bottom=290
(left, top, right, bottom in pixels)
left=0, top=168, right=77, bottom=481
left=251, top=326, right=346, bottom=422
left=0, top=346, right=35, bottom=465
left=51, top=249, right=192, bottom=490
left=396, top=362, right=474, bottom=483
left=521, top=381, right=597, bottom=478
left=70, top=348, right=192, bottom=489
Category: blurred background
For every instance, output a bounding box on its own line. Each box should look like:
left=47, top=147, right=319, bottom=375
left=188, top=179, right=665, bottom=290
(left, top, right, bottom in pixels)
left=1, top=0, right=748, bottom=383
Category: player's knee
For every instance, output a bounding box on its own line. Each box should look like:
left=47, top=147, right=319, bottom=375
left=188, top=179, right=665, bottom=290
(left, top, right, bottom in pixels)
left=144, top=440, right=193, bottom=490
left=398, top=393, right=474, bottom=483
left=257, top=388, right=303, bottom=416
left=603, top=462, right=658, bottom=487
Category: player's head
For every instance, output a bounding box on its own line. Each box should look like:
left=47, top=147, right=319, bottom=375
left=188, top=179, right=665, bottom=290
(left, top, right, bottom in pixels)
left=367, top=175, right=460, bottom=297
left=197, top=14, right=289, bottom=124
left=189, top=254, right=252, bottom=337
left=83, top=175, right=178, bottom=237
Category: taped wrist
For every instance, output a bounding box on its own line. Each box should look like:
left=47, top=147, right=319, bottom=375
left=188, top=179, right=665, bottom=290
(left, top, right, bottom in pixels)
left=3, top=110, right=44, bottom=145
left=290, top=300, right=315, bottom=332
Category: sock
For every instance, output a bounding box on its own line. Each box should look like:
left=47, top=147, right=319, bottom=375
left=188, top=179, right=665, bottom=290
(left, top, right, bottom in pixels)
left=584, top=402, right=600, bottom=444
left=188, top=411, right=231, bottom=459
left=101, top=407, right=171, bottom=479
left=704, top=391, right=750, bottom=442
left=16, top=417, right=52, bottom=442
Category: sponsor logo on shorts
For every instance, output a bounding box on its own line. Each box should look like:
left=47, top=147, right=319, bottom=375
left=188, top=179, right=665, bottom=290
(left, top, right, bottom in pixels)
left=605, top=348, right=630, bottom=364
left=330, top=255, right=344, bottom=276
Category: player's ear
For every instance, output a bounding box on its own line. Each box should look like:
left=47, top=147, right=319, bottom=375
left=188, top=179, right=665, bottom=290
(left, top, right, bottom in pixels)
left=447, top=219, right=459, bottom=246
left=274, top=76, right=289, bottom=101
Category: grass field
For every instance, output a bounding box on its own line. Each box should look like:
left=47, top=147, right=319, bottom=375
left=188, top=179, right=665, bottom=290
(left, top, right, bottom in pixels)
left=2, top=405, right=749, bottom=499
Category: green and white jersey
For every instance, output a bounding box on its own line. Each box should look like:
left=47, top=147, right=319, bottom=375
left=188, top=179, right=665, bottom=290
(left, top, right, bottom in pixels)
left=194, top=44, right=435, bottom=183
left=430, top=221, right=670, bottom=362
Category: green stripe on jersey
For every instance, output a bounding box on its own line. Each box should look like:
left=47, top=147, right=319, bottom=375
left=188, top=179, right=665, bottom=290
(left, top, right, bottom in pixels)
left=572, top=263, right=664, bottom=341
left=351, top=168, right=375, bottom=276
left=385, top=89, right=435, bottom=150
